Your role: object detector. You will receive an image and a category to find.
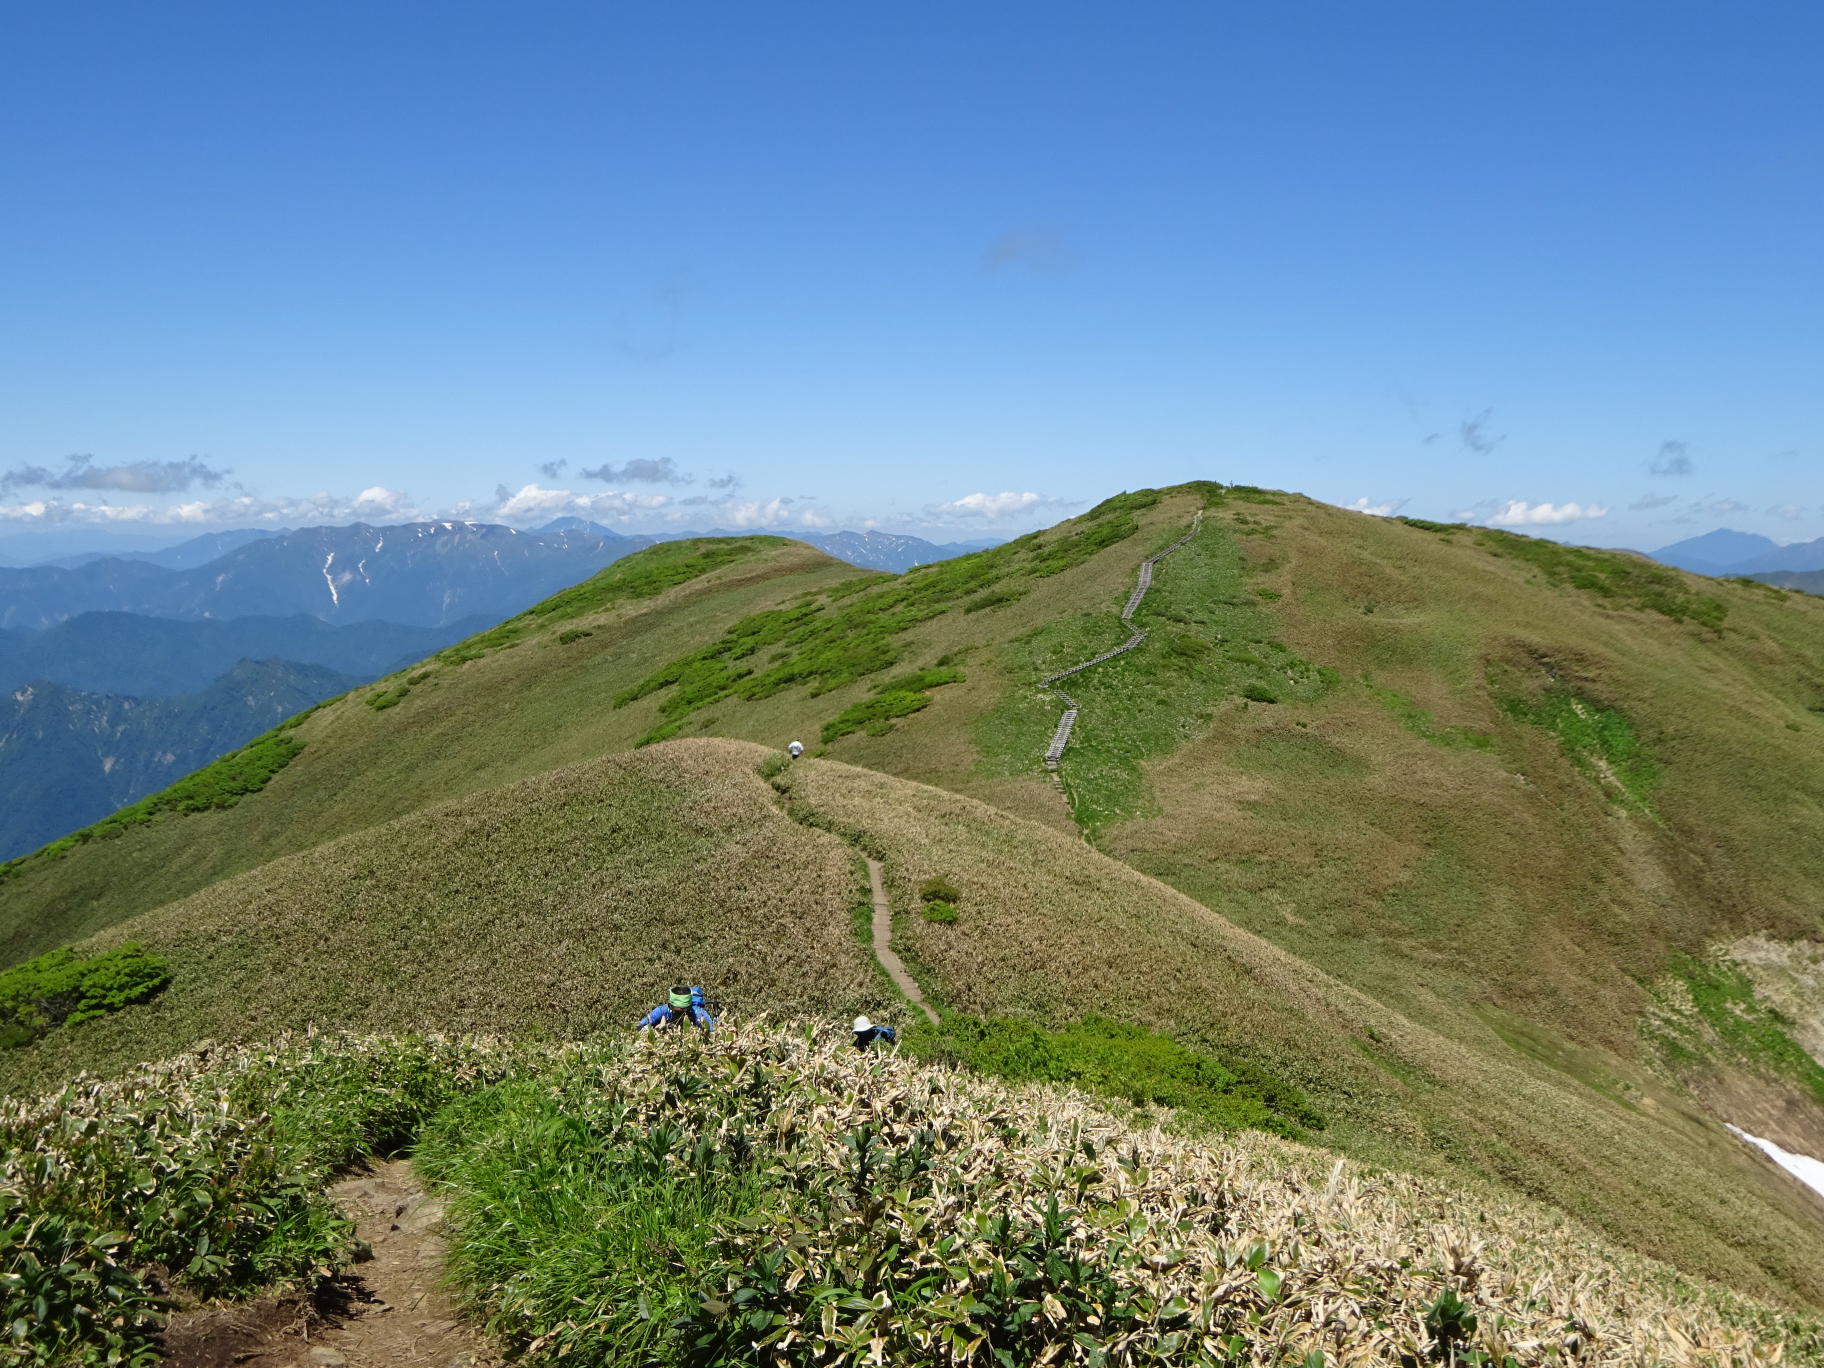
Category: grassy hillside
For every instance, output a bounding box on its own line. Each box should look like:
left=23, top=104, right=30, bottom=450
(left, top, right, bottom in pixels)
left=5, top=484, right=1824, bottom=1317
left=8, top=738, right=1824, bottom=1314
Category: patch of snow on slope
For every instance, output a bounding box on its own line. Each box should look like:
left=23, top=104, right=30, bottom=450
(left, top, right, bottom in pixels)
left=321, top=552, right=340, bottom=607
left=1729, top=1125, right=1824, bottom=1202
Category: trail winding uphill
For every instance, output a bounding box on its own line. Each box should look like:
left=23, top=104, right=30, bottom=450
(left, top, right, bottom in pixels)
left=1040, top=512, right=1202, bottom=772
left=866, top=856, right=939, bottom=1024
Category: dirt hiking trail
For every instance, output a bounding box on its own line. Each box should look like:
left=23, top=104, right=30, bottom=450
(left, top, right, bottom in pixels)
left=160, top=1159, right=499, bottom=1368
left=866, top=856, right=939, bottom=1024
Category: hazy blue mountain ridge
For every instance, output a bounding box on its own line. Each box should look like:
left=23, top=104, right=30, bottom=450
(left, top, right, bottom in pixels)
left=0, top=611, right=490, bottom=697
left=1652, top=528, right=1824, bottom=576
left=0, top=658, right=360, bottom=860
left=0, top=519, right=996, bottom=630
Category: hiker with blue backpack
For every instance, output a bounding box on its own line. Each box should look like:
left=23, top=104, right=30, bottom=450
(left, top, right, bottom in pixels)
left=640, top=985, right=715, bottom=1035
left=852, top=1015, right=896, bottom=1051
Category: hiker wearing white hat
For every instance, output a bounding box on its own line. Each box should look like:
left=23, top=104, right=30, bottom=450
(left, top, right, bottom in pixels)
left=852, top=1015, right=897, bottom=1051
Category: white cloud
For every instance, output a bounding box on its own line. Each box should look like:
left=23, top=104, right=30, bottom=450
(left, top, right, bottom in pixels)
left=714, top=497, right=832, bottom=529
left=1687, top=497, right=1749, bottom=517
left=934, top=490, right=1058, bottom=520
left=0, top=488, right=442, bottom=528
left=1345, top=496, right=1408, bottom=517
left=1483, top=499, right=1610, bottom=526
left=491, top=483, right=672, bottom=523
left=1768, top=503, right=1808, bottom=521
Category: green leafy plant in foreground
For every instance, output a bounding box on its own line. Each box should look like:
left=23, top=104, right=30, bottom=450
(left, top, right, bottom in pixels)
left=7, top=1026, right=1815, bottom=1367
left=1, top=1033, right=532, bottom=1366
left=0, top=944, right=170, bottom=1048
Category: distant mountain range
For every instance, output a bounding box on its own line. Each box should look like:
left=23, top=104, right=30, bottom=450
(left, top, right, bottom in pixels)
left=1752, top=569, right=1824, bottom=595
left=0, top=520, right=996, bottom=630
left=31, top=527, right=284, bottom=571
left=0, top=658, right=358, bottom=860
left=1651, top=529, right=1824, bottom=577
left=537, top=517, right=999, bottom=573
left=0, top=611, right=488, bottom=697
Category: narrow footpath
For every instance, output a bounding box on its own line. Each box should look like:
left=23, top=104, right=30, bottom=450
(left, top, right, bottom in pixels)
left=866, top=856, right=939, bottom=1025
left=1040, top=511, right=1202, bottom=772
left=161, top=1160, right=500, bottom=1368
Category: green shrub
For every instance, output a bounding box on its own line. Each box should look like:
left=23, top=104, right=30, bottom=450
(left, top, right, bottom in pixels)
left=919, top=901, right=958, bottom=924
left=0, top=945, right=170, bottom=1048
left=901, top=1014, right=1323, bottom=1140
left=1242, top=683, right=1280, bottom=704
left=557, top=628, right=594, bottom=645
left=918, top=876, right=962, bottom=905
left=1398, top=517, right=1465, bottom=535
left=821, top=690, right=930, bottom=743
left=962, top=587, right=1026, bottom=613
left=875, top=665, right=964, bottom=694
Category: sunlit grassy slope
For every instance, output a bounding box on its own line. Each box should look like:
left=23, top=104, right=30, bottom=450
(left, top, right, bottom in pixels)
left=5, top=484, right=1824, bottom=1308
left=10, top=737, right=1824, bottom=1312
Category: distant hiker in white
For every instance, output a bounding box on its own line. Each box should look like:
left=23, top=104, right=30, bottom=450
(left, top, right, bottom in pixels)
left=852, top=1015, right=897, bottom=1051
left=787, top=740, right=805, bottom=759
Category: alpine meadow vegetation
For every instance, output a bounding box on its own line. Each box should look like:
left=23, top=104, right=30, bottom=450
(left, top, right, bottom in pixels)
left=7, top=1025, right=1816, bottom=1367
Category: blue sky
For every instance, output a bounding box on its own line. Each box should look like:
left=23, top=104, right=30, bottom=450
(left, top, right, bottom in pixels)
left=1, top=2, right=1818, bottom=554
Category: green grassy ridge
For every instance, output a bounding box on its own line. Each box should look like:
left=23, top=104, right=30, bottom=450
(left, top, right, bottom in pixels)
left=976, top=516, right=1332, bottom=833
left=611, top=521, right=1143, bottom=730
left=1477, top=528, right=1729, bottom=630
left=612, top=484, right=1258, bottom=741
left=435, top=536, right=784, bottom=668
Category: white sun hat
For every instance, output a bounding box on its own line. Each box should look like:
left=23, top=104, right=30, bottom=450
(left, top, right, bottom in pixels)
left=853, top=1015, right=872, bottom=1032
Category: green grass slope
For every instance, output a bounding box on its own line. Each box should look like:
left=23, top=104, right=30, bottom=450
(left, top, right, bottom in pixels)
left=7, top=738, right=1824, bottom=1312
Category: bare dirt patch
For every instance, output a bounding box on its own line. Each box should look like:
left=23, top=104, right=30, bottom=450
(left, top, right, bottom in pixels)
left=159, top=1158, right=499, bottom=1368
